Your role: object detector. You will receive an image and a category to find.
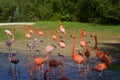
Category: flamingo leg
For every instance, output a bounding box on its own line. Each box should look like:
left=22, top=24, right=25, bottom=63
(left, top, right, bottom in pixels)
left=13, top=64, right=17, bottom=80
left=7, top=35, right=10, bottom=39
left=99, top=71, right=103, bottom=79
left=8, top=46, right=12, bottom=58
left=79, top=64, right=81, bottom=72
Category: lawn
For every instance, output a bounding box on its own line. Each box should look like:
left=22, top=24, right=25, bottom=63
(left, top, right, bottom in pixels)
left=0, top=21, right=120, bottom=41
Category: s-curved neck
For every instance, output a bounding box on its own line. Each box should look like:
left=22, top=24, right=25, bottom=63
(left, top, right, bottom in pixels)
left=24, top=26, right=27, bottom=34
left=80, top=30, right=84, bottom=42
left=11, top=28, right=14, bottom=41
left=72, top=37, right=76, bottom=55
left=51, top=30, right=54, bottom=35
left=94, top=35, right=98, bottom=51
left=57, top=31, right=60, bottom=43
left=43, top=53, right=49, bottom=61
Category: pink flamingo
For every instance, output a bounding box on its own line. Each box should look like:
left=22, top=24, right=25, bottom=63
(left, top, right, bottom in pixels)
left=5, top=27, right=15, bottom=57
left=84, top=41, right=90, bottom=59
left=92, top=62, right=108, bottom=79
left=29, top=52, right=49, bottom=76
left=45, top=45, right=56, bottom=54
left=51, top=29, right=57, bottom=41
left=58, top=20, right=65, bottom=34
left=27, top=25, right=34, bottom=35
left=4, top=30, right=12, bottom=35
left=5, top=28, right=19, bottom=80
left=57, top=31, right=66, bottom=48
left=24, top=26, right=31, bottom=40
left=79, top=29, right=87, bottom=48
left=44, top=59, right=64, bottom=80
left=90, top=34, right=111, bottom=64
left=4, top=29, right=12, bottom=38
left=36, top=29, right=43, bottom=36
left=71, top=34, right=85, bottom=71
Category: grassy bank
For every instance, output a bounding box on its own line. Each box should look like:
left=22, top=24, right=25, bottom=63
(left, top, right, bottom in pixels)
left=0, top=21, right=120, bottom=41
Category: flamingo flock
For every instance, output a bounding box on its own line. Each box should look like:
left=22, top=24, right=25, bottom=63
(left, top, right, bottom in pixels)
left=2, top=20, right=112, bottom=80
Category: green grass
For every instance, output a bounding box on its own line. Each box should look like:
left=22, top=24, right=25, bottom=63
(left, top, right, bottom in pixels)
left=0, top=21, right=120, bottom=41
left=34, top=21, right=120, bottom=39
left=35, top=21, right=120, bottom=33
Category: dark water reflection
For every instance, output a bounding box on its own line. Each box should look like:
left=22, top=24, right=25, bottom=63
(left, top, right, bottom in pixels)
left=0, top=52, right=120, bottom=80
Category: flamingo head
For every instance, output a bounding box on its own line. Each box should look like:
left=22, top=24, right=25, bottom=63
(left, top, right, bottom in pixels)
left=70, top=35, right=75, bottom=38
left=59, top=35, right=63, bottom=38
left=40, top=39, right=44, bottom=42
left=27, top=25, right=31, bottom=29
left=12, top=27, right=15, bottom=32
left=36, top=50, right=41, bottom=52
left=90, top=34, right=96, bottom=37
left=79, top=29, right=86, bottom=36
left=51, top=44, right=57, bottom=48
left=60, top=40, right=65, bottom=42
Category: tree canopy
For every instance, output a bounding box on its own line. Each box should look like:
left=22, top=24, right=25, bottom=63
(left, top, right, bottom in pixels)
left=0, top=0, right=120, bottom=24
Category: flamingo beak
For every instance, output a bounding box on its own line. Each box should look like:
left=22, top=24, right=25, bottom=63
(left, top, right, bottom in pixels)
left=90, top=35, right=93, bottom=37
left=59, top=36, right=63, bottom=38
left=70, top=35, right=73, bottom=37
left=40, top=40, right=44, bottom=42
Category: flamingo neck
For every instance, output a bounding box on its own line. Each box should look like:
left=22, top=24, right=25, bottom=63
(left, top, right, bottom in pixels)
left=11, top=28, right=14, bottom=41
left=94, top=36, right=98, bottom=53
left=57, top=31, right=60, bottom=43
left=43, top=53, right=49, bottom=61
left=24, top=26, right=27, bottom=34
left=30, top=65, right=38, bottom=76
left=72, top=37, right=76, bottom=56
left=80, top=31, right=84, bottom=42
left=28, top=26, right=31, bottom=30
left=85, top=42, right=89, bottom=50
left=51, top=30, right=54, bottom=35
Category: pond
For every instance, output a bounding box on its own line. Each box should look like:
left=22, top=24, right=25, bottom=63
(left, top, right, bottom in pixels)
left=0, top=52, right=120, bottom=80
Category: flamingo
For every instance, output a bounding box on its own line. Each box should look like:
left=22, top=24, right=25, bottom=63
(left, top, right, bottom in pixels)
left=27, top=25, right=34, bottom=34
left=29, top=52, right=49, bottom=76
left=60, top=77, right=71, bottom=80
left=59, top=63, right=71, bottom=80
left=90, top=34, right=111, bottom=64
left=71, top=34, right=85, bottom=71
left=36, top=29, right=43, bottom=36
left=5, top=28, right=19, bottom=80
left=57, top=31, right=66, bottom=48
left=58, top=53, right=66, bottom=61
left=51, top=29, right=57, bottom=41
left=84, top=41, right=90, bottom=58
left=44, top=59, right=63, bottom=79
left=24, top=26, right=31, bottom=40
left=44, top=59, right=70, bottom=80
left=48, top=59, right=63, bottom=71
left=58, top=20, right=65, bottom=34
left=8, top=54, right=19, bottom=77
left=79, top=29, right=87, bottom=48
left=45, top=45, right=56, bottom=54
left=4, top=29, right=12, bottom=38
left=6, top=27, right=15, bottom=57
left=4, top=30, right=12, bottom=35
left=92, top=62, right=108, bottom=79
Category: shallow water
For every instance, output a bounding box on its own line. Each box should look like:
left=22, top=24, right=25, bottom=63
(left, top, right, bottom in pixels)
left=0, top=52, right=120, bottom=80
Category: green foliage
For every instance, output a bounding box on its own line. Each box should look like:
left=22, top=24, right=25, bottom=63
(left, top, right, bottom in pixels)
left=0, top=0, right=120, bottom=24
